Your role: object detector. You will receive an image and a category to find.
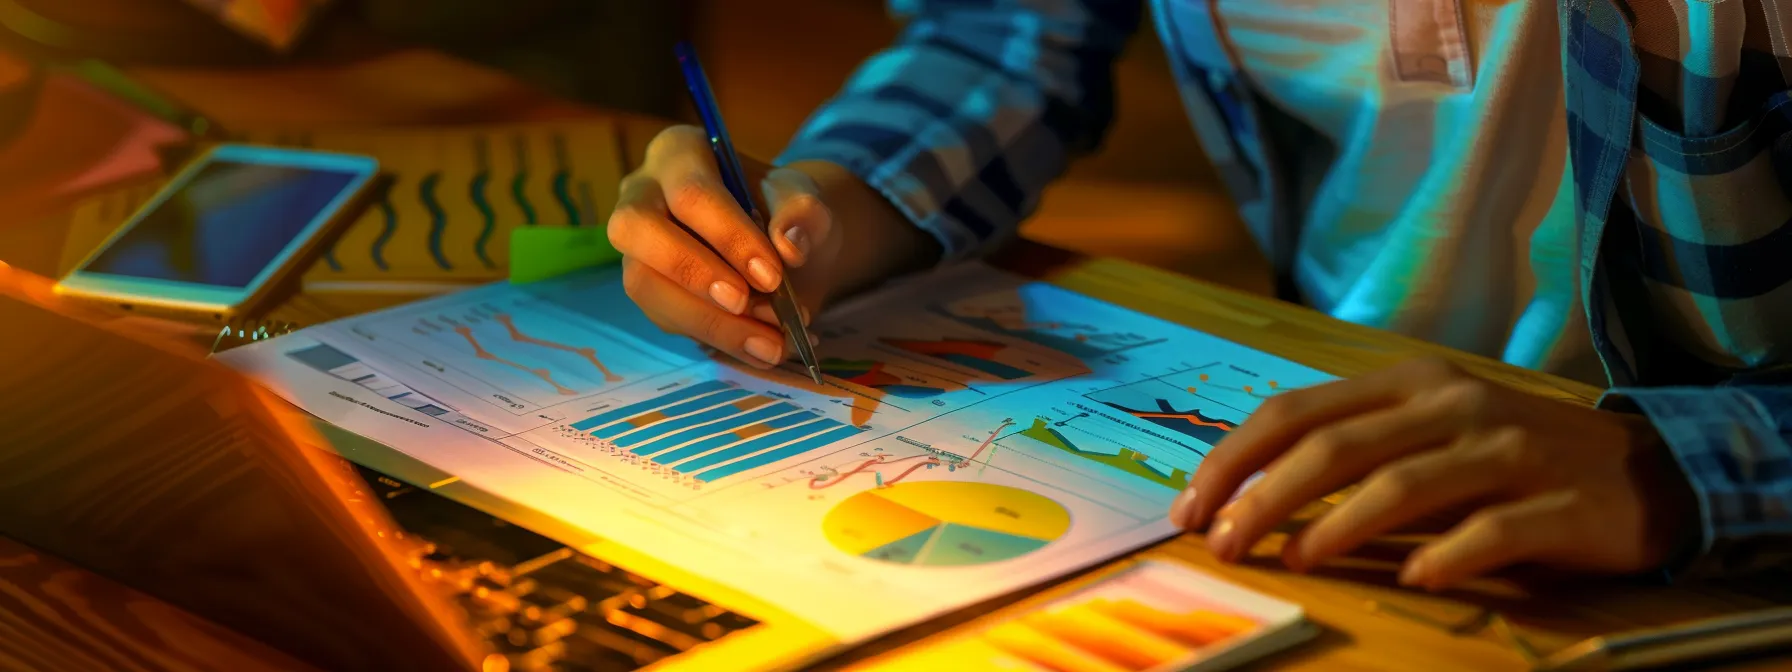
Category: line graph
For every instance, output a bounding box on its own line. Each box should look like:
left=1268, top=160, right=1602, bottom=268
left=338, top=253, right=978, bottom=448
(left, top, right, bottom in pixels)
left=1097, top=401, right=1235, bottom=448
left=355, top=294, right=684, bottom=410
left=1096, top=362, right=1295, bottom=416
left=453, top=323, right=576, bottom=395
left=809, top=419, right=1013, bottom=490
left=999, top=416, right=1192, bottom=491
left=496, top=313, right=622, bottom=381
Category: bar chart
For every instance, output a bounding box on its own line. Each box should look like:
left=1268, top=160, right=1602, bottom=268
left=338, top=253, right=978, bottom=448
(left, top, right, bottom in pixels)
left=566, top=380, right=864, bottom=483
left=286, top=342, right=468, bottom=424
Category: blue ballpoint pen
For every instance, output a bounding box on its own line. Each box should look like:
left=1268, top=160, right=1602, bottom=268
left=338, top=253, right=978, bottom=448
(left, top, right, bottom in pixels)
left=675, top=42, right=824, bottom=384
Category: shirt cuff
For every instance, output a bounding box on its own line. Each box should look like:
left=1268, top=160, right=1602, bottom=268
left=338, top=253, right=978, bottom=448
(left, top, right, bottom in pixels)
left=1597, top=386, right=1785, bottom=579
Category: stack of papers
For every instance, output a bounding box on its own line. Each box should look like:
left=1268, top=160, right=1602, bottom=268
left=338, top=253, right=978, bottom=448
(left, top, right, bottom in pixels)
left=217, top=262, right=1336, bottom=642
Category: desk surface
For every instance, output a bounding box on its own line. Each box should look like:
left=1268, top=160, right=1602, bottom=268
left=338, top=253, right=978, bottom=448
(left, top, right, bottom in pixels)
left=2, top=50, right=1789, bottom=672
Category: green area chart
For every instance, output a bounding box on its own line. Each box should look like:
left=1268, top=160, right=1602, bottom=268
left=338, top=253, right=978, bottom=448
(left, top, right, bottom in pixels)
left=1004, top=418, right=1191, bottom=491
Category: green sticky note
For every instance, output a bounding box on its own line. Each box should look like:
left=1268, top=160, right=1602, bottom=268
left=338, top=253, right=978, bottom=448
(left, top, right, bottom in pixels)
left=509, top=226, right=623, bottom=284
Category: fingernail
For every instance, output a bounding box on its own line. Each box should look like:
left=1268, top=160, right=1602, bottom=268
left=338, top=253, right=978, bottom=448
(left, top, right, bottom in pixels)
left=1207, top=518, right=1237, bottom=560
left=710, top=282, right=747, bottom=314
left=784, top=226, right=810, bottom=260
left=743, top=336, right=781, bottom=366
left=747, top=258, right=780, bottom=292
left=1398, top=556, right=1428, bottom=587
left=1169, top=488, right=1198, bottom=529
left=808, top=332, right=820, bottom=347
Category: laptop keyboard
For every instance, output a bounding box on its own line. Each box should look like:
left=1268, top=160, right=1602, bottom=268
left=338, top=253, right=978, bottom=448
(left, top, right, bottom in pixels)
left=348, top=464, right=760, bottom=671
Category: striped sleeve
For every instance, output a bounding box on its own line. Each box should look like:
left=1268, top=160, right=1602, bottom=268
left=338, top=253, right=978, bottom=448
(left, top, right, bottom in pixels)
left=775, top=0, right=1145, bottom=261
left=1600, top=386, right=1792, bottom=578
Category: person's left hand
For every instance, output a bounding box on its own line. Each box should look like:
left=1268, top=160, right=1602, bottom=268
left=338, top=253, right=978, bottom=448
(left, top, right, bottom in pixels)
left=1169, top=358, right=1700, bottom=591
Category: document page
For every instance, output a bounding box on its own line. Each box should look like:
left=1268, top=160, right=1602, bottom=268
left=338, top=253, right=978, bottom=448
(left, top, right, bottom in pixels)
left=218, top=263, right=1335, bottom=640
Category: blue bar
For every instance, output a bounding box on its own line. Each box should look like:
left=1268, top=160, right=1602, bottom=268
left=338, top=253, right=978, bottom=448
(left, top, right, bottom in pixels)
left=569, top=380, right=732, bottom=431
left=390, top=392, right=412, bottom=401
left=631, top=402, right=799, bottom=456
left=696, top=424, right=864, bottom=482
left=672, top=419, right=840, bottom=474
left=288, top=343, right=358, bottom=372
left=651, top=410, right=817, bottom=464
left=611, top=390, right=757, bottom=447
left=594, top=388, right=752, bottom=440
left=417, top=405, right=449, bottom=416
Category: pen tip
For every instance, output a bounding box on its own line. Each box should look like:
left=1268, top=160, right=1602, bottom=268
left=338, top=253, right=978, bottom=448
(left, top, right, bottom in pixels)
left=808, top=365, right=823, bottom=385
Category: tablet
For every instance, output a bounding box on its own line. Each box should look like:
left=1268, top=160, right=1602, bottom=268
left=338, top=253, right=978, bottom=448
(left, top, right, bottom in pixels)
left=57, top=144, right=379, bottom=321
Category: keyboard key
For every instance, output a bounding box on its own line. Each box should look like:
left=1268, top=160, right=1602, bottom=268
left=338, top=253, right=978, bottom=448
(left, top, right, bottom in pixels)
left=536, top=618, right=582, bottom=647
left=518, top=593, right=588, bottom=628
left=708, top=611, right=760, bottom=633
left=569, top=612, right=680, bottom=665
left=638, top=588, right=723, bottom=625
left=348, top=465, right=759, bottom=669
left=601, top=609, right=703, bottom=652
left=556, top=633, right=654, bottom=672
left=505, top=640, right=565, bottom=671
left=615, top=602, right=711, bottom=642
left=653, top=590, right=714, bottom=613
left=522, top=554, right=649, bottom=604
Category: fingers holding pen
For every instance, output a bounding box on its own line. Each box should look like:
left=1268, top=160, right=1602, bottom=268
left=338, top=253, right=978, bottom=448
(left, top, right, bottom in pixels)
left=621, top=257, right=787, bottom=368
left=608, top=174, right=757, bottom=315
left=646, top=126, right=787, bottom=292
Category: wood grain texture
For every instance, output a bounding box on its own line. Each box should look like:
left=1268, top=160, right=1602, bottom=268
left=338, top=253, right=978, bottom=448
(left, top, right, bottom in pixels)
left=0, top=536, right=318, bottom=672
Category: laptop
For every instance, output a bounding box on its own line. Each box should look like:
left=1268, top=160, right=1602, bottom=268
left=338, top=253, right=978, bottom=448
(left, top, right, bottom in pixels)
left=0, top=262, right=843, bottom=670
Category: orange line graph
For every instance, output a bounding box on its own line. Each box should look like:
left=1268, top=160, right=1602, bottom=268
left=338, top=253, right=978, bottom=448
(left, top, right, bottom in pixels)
left=453, top=325, right=577, bottom=395
left=1128, top=411, right=1234, bottom=431
left=494, top=313, right=622, bottom=382
left=1186, top=372, right=1283, bottom=400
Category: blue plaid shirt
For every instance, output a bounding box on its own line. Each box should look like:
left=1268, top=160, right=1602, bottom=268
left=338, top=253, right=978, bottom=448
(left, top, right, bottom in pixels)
left=777, top=0, right=1792, bottom=578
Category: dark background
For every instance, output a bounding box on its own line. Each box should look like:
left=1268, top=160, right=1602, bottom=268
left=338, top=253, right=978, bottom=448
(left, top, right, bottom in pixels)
left=0, top=0, right=1269, bottom=292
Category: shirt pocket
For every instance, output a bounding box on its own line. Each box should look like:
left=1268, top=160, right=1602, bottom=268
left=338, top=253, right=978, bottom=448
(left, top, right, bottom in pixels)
left=1388, top=0, right=1474, bottom=89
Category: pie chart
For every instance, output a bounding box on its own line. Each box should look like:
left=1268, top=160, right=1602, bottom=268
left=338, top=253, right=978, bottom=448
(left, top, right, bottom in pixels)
left=822, top=481, right=1072, bottom=567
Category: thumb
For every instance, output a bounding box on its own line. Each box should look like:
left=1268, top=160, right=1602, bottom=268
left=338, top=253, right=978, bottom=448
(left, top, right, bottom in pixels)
left=760, top=167, right=835, bottom=269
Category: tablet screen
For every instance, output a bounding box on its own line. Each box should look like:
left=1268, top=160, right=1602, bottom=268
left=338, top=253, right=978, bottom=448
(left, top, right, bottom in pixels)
left=82, top=160, right=362, bottom=288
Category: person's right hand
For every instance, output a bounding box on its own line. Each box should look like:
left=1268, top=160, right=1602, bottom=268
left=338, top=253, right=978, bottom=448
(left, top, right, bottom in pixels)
left=607, top=126, right=849, bottom=369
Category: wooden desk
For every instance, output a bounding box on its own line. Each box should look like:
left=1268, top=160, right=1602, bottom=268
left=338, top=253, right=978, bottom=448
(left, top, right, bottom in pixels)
left=2, top=50, right=1789, bottom=672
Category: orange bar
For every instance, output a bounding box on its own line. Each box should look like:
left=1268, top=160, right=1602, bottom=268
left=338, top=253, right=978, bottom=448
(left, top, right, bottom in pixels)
left=1021, top=604, right=1193, bottom=669
left=982, top=622, right=1133, bottom=672
left=1087, top=598, right=1258, bottom=647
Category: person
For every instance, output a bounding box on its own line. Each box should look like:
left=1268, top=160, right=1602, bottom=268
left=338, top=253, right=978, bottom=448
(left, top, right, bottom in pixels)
left=607, top=0, right=1792, bottom=590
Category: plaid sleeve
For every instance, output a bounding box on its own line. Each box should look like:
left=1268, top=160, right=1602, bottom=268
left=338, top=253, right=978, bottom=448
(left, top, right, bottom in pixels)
left=1599, top=386, right=1792, bottom=578
left=774, top=0, right=1145, bottom=261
